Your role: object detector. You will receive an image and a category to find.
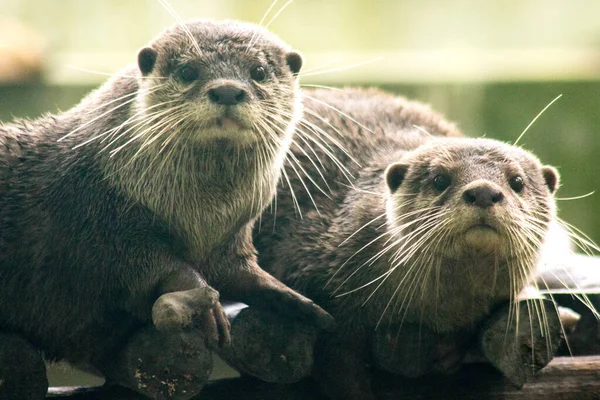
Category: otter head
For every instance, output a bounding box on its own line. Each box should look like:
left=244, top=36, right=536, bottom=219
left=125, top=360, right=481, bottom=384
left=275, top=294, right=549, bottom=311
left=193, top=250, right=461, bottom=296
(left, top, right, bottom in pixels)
left=99, top=20, right=304, bottom=252
left=134, top=19, right=303, bottom=152
left=384, top=138, right=558, bottom=299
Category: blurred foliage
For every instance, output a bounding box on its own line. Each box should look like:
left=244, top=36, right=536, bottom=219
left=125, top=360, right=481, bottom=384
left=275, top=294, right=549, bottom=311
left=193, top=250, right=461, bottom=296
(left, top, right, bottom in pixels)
left=0, top=0, right=599, bottom=243
left=3, top=0, right=600, bottom=53
left=2, top=0, right=600, bottom=83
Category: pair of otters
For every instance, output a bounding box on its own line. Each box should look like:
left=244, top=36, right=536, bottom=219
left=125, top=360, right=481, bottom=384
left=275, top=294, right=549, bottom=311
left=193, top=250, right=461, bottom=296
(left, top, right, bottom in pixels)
left=0, top=19, right=560, bottom=400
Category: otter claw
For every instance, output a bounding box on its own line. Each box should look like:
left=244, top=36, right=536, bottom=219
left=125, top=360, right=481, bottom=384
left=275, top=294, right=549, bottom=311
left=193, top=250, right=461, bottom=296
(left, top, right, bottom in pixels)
left=197, top=303, right=231, bottom=350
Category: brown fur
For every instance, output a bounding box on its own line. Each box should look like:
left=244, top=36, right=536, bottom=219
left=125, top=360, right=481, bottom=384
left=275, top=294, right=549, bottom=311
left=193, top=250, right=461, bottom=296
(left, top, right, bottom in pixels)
left=0, top=19, right=332, bottom=399
left=254, top=87, right=559, bottom=400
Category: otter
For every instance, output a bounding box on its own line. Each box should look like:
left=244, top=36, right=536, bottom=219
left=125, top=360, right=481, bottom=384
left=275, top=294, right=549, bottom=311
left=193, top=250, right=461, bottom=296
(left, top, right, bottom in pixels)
left=0, top=20, right=333, bottom=399
left=254, top=88, right=559, bottom=400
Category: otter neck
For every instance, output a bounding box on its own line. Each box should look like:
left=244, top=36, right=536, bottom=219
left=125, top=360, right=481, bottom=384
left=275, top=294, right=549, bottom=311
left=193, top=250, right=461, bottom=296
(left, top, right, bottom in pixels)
left=102, top=136, right=288, bottom=260
left=369, top=231, right=523, bottom=332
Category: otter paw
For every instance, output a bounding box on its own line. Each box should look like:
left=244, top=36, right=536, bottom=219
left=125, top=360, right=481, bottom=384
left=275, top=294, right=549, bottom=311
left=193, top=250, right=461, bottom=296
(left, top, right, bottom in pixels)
left=152, top=287, right=231, bottom=348
left=259, top=288, right=335, bottom=331
left=217, top=306, right=318, bottom=383
left=480, top=299, right=562, bottom=388
left=152, top=287, right=219, bottom=332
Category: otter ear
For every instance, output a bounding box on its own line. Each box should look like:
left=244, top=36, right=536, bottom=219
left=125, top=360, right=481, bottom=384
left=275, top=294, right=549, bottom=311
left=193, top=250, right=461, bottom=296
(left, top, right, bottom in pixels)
left=385, top=163, right=409, bottom=193
left=542, top=165, right=559, bottom=194
left=286, top=51, right=303, bottom=76
left=138, top=47, right=158, bottom=76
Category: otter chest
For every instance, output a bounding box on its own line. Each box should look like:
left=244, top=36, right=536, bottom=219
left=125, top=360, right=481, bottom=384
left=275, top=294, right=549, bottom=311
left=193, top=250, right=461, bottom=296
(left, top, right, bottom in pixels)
left=108, top=149, right=278, bottom=259
left=166, top=193, right=253, bottom=258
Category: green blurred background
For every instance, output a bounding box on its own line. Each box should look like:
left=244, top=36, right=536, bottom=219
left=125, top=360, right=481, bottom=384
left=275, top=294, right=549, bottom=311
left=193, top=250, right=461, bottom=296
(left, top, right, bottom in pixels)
left=1, top=0, right=599, bottom=387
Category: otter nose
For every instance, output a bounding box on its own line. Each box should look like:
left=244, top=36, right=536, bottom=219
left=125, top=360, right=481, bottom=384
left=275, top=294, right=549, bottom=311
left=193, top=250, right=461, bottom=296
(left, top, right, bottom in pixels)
left=208, top=85, right=247, bottom=105
left=462, top=185, right=504, bottom=208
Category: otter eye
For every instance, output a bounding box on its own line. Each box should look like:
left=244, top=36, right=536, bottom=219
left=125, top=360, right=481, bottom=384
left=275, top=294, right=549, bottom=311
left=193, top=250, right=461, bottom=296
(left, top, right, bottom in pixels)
left=251, top=66, right=267, bottom=82
left=178, top=65, right=199, bottom=82
left=433, top=174, right=451, bottom=192
left=509, top=176, right=524, bottom=193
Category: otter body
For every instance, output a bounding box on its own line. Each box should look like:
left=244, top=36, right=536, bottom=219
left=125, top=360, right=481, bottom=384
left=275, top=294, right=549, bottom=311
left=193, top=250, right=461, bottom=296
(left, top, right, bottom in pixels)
left=254, top=88, right=559, bottom=399
left=0, top=20, right=331, bottom=399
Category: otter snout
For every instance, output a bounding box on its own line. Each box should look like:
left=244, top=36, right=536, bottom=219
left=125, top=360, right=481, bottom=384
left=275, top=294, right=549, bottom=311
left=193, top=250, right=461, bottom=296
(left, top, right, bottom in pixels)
left=462, top=181, right=504, bottom=208
left=208, top=84, right=248, bottom=105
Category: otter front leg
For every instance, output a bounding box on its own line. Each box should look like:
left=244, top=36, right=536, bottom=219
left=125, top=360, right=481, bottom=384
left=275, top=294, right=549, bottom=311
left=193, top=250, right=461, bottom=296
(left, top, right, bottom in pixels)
left=0, top=333, right=48, bottom=400
left=211, top=227, right=334, bottom=330
left=217, top=261, right=334, bottom=330
left=480, top=298, right=562, bottom=388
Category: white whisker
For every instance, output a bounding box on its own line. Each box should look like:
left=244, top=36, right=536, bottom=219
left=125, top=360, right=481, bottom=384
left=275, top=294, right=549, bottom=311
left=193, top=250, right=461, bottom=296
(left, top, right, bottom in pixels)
left=300, top=57, right=384, bottom=78
left=514, top=94, right=562, bottom=145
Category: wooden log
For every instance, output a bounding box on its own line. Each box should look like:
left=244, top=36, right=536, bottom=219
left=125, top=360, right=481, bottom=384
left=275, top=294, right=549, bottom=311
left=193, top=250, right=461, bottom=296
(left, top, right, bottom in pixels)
left=92, top=302, right=319, bottom=399
left=41, top=255, right=600, bottom=398
left=46, top=356, right=600, bottom=400
left=42, top=298, right=588, bottom=399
